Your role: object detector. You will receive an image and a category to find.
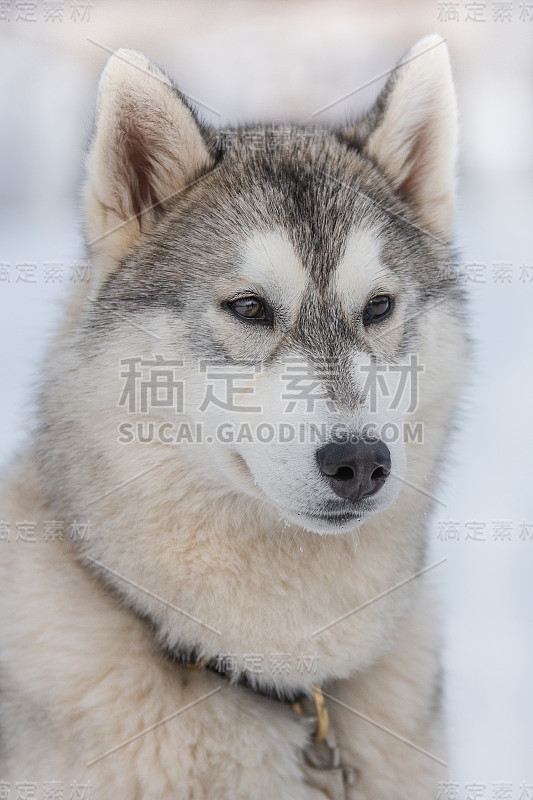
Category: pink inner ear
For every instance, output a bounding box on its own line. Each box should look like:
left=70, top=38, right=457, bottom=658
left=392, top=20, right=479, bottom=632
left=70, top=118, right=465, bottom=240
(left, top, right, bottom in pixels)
left=126, top=131, right=159, bottom=223
left=396, top=120, right=436, bottom=209
left=115, top=97, right=170, bottom=225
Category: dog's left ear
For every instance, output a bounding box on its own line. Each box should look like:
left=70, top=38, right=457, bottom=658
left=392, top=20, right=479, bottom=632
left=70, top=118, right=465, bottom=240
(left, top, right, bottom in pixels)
left=85, top=49, right=214, bottom=277
left=341, top=35, right=457, bottom=240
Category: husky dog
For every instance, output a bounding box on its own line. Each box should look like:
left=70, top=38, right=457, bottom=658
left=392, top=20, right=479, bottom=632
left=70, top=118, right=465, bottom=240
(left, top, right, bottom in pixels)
left=0, top=35, right=465, bottom=799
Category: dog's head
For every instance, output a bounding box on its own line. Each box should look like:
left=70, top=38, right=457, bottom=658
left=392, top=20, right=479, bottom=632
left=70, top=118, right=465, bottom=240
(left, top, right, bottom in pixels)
left=55, top=37, right=463, bottom=537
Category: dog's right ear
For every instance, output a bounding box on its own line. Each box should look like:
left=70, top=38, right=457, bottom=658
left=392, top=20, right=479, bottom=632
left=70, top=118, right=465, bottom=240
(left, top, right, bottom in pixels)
left=85, top=50, right=214, bottom=278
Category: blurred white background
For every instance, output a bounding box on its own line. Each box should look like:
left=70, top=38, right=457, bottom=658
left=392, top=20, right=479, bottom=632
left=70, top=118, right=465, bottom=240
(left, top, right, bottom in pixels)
left=1, top=0, right=532, bottom=794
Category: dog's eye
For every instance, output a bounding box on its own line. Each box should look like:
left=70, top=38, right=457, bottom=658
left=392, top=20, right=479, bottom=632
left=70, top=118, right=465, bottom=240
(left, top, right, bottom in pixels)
left=224, top=295, right=272, bottom=325
left=363, top=294, right=394, bottom=325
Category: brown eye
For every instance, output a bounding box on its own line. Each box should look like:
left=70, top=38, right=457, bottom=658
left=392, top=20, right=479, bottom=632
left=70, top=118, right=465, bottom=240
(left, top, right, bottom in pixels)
left=224, top=295, right=273, bottom=325
left=363, top=294, right=394, bottom=325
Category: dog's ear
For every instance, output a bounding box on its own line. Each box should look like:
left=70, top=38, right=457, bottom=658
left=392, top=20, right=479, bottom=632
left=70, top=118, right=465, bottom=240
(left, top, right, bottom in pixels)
left=85, top=49, right=214, bottom=276
left=342, top=35, right=457, bottom=240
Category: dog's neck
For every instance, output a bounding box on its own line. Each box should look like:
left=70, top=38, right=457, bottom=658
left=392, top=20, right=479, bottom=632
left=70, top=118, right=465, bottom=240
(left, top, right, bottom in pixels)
left=80, top=475, right=431, bottom=696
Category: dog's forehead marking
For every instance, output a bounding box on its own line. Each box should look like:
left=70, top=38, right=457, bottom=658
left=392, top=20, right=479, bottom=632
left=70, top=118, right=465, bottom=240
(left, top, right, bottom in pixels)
left=331, top=228, right=392, bottom=309
left=240, top=230, right=308, bottom=314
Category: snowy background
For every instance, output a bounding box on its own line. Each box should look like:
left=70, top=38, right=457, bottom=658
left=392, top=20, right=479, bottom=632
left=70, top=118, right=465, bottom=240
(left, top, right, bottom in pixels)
left=0, top=0, right=532, bottom=793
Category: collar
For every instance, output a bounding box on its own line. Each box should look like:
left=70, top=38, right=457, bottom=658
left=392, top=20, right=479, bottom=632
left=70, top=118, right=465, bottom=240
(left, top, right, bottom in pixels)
left=167, top=646, right=359, bottom=796
left=168, top=646, right=329, bottom=743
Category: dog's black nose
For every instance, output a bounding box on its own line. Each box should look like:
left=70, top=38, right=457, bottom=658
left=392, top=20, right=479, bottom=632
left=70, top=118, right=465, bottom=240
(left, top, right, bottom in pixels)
left=316, top=439, right=391, bottom=503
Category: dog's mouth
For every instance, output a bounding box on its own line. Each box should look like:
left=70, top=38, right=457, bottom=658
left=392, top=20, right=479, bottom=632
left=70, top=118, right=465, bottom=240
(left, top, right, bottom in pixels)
left=285, top=506, right=364, bottom=534
left=311, top=511, right=361, bottom=523
left=303, top=510, right=362, bottom=527
left=306, top=498, right=365, bottom=525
